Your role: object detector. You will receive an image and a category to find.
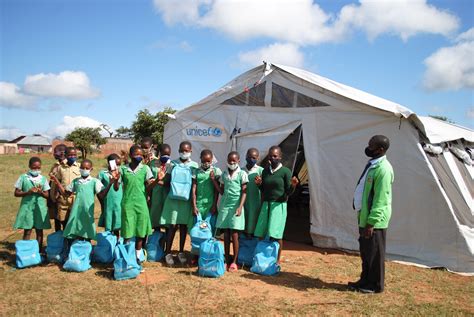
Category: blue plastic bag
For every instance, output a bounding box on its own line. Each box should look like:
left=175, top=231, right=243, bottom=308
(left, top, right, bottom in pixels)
left=92, top=231, right=117, bottom=264
left=146, top=231, right=165, bottom=262
left=198, top=238, right=225, bottom=278
left=250, top=238, right=280, bottom=276
left=114, top=241, right=141, bottom=280
left=63, top=240, right=92, bottom=272
left=190, top=213, right=213, bottom=255
left=46, top=230, right=65, bottom=263
left=169, top=164, right=192, bottom=201
left=237, top=234, right=259, bottom=267
left=15, top=239, right=42, bottom=269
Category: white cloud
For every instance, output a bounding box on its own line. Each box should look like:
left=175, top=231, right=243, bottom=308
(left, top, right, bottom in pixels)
left=423, top=28, right=474, bottom=91
left=47, top=115, right=103, bottom=138
left=238, top=43, right=305, bottom=68
left=153, top=0, right=459, bottom=45
left=0, top=126, right=26, bottom=141
left=0, top=82, right=38, bottom=109
left=336, top=0, right=459, bottom=41
left=24, top=71, right=100, bottom=99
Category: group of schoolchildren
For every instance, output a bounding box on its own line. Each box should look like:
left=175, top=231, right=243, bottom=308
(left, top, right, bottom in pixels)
left=13, top=136, right=299, bottom=275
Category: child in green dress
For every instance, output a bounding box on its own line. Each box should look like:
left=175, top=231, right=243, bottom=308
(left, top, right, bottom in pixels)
left=190, top=149, right=222, bottom=264
left=254, top=146, right=299, bottom=264
left=211, top=151, right=248, bottom=272
left=160, top=141, right=198, bottom=266
left=120, top=145, right=154, bottom=261
left=13, top=157, right=51, bottom=251
left=242, top=148, right=263, bottom=236
left=98, top=154, right=123, bottom=237
left=148, top=144, right=171, bottom=231
left=51, top=159, right=118, bottom=241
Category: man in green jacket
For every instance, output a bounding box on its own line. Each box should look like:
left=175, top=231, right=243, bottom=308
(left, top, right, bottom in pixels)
left=349, top=135, right=394, bottom=293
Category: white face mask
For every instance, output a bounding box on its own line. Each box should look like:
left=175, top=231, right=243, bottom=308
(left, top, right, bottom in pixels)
left=80, top=169, right=91, bottom=177
left=179, top=152, right=191, bottom=160
left=227, top=163, right=238, bottom=171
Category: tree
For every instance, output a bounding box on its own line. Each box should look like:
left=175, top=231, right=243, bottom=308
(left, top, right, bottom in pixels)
left=429, top=115, right=455, bottom=124
left=129, top=107, right=177, bottom=144
left=115, top=126, right=133, bottom=138
left=65, top=127, right=107, bottom=158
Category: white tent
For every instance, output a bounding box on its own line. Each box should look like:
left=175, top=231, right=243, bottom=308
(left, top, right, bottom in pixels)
left=164, top=63, right=474, bottom=273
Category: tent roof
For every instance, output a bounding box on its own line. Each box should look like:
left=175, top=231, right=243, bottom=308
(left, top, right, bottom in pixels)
left=413, top=116, right=474, bottom=144
left=272, top=63, right=414, bottom=118
left=16, top=134, right=51, bottom=146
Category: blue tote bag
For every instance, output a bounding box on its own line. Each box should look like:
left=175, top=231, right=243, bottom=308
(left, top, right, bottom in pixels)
left=15, top=239, right=42, bottom=269
left=63, top=240, right=92, bottom=272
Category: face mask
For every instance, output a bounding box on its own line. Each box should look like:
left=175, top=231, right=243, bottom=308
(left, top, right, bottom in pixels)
left=80, top=169, right=90, bottom=177
left=269, top=158, right=281, bottom=166
left=246, top=157, right=257, bottom=167
left=29, top=170, right=41, bottom=177
left=227, top=163, right=238, bottom=171
left=201, top=162, right=211, bottom=170
left=67, top=157, right=77, bottom=165
left=365, top=147, right=376, bottom=158
left=132, top=156, right=143, bottom=163
left=179, top=152, right=191, bottom=160
left=160, top=155, right=170, bottom=164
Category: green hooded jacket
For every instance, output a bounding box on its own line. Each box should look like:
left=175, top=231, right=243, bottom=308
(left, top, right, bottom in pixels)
left=358, top=157, right=394, bottom=229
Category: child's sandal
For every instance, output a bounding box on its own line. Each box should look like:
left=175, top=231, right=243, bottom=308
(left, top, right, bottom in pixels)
left=228, top=263, right=238, bottom=272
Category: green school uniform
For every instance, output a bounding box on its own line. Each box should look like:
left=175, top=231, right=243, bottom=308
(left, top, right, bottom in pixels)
left=160, top=159, right=198, bottom=226
left=254, top=165, right=292, bottom=240
left=216, top=167, right=248, bottom=231
left=243, top=165, right=263, bottom=234
left=194, top=166, right=222, bottom=219
left=13, top=173, right=51, bottom=230
left=149, top=163, right=169, bottom=228
left=98, top=170, right=123, bottom=232
left=63, top=176, right=103, bottom=240
left=120, top=163, right=153, bottom=239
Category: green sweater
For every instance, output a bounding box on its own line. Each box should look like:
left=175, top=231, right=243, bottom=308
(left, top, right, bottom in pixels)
left=358, top=157, right=394, bottom=229
left=261, top=166, right=292, bottom=202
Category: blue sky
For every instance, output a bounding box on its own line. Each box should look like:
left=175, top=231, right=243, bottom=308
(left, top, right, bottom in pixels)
left=1, top=0, right=473, bottom=140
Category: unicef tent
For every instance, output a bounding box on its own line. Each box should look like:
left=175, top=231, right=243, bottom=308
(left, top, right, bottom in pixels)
left=164, top=62, right=474, bottom=274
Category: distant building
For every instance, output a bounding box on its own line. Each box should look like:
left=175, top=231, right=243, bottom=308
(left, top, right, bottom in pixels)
left=100, top=137, right=134, bottom=157
left=10, top=134, right=52, bottom=153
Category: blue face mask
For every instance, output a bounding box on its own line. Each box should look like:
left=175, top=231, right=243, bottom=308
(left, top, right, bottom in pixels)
left=67, top=157, right=77, bottom=165
left=160, top=155, right=170, bottom=164
left=29, top=170, right=41, bottom=177
left=132, top=156, right=143, bottom=163
left=246, top=157, right=257, bottom=167
left=80, top=169, right=90, bottom=177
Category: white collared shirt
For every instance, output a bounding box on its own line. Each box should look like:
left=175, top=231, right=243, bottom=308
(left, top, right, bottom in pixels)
left=353, top=156, right=385, bottom=211
left=269, top=163, right=282, bottom=174
left=220, top=166, right=249, bottom=184
left=126, top=163, right=153, bottom=180
left=65, top=176, right=104, bottom=193
left=14, top=173, right=50, bottom=191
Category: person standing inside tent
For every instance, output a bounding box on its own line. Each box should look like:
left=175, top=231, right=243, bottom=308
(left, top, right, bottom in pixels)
left=349, top=135, right=394, bottom=294
left=254, top=146, right=299, bottom=265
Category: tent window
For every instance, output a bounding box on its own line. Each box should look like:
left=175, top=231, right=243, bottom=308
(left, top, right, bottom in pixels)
left=222, top=82, right=265, bottom=107
left=297, top=93, right=330, bottom=108
left=272, top=83, right=294, bottom=108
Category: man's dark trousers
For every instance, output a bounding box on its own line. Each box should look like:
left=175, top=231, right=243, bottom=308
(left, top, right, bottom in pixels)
left=358, top=228, right=387, bottom=292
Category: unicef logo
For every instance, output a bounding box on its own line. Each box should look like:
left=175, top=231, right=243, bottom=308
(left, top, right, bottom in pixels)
left=211, top=127, right=222, bottom=137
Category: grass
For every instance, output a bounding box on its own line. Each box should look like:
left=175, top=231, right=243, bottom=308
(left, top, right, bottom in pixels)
left=0, top=154, right=473, bottom=316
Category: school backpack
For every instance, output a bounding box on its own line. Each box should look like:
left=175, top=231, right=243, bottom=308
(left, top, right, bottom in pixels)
left=92, top=231, right=117, bottom=264
left=198, top=238, right=225, bottom=278
left=250, top=238, right=281, bottom=276
left=63, top=240, right=92, bottom=272
left=146, top=230, right=165, bottom=262
left=237, top=234, right=259, bottom=267
left=15, top=239, right=42, bottom=269
left=190, top=213, right=213, bottom=255
left=169, top=163, right=192, bottom=201
left=114, top=241, right=141, bottom=280
left=46, top=230, right=65, bottom=263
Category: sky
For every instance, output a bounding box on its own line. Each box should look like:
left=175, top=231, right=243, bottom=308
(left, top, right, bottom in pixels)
left=1, top=0, right=473, bottom=141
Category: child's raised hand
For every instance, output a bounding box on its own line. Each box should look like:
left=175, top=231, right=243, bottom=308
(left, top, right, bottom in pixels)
left=235, top=206, right=242, bottom=217
left=210, top=169, right=215, bottom=180
left=157, top=170, right=166, bottom=181
left=291, top=176, right=299, bottom=187
left=254, top=175, right=262, bottom=186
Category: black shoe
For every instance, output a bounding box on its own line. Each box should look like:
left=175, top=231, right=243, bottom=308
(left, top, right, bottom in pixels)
left=347, top=280, right=365, bottom=290
left=357, top=287, right=375, bottom=294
